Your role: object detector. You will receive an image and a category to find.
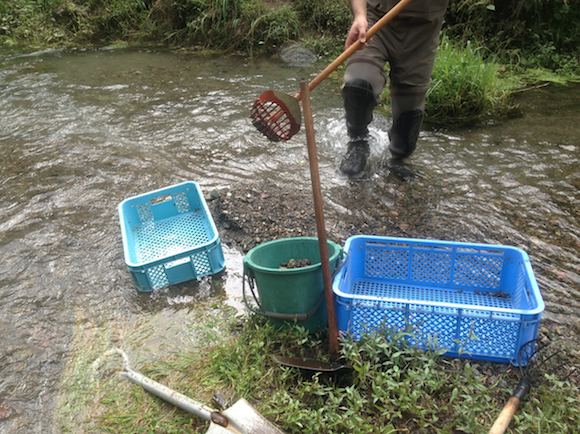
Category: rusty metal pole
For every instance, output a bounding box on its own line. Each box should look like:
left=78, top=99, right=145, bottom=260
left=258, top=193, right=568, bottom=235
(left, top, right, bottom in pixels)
left=299, top=80, right=340, bottom=359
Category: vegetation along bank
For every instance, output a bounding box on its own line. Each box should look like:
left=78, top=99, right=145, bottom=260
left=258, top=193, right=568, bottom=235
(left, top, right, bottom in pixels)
left=2, top=0, right=580, bottom=123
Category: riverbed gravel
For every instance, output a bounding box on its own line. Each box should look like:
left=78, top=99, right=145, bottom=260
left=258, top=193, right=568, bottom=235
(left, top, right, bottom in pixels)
left=206, top=181, right=410, bottom=253
left=206, top=182, right=580, bottom=387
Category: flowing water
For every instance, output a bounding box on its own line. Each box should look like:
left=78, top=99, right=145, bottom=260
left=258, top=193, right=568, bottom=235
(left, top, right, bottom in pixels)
left=0, top=46, right=579, bottom=433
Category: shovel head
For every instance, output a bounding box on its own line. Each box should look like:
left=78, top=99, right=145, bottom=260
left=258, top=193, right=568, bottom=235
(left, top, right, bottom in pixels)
left=208, top=399, right=284, bottom=434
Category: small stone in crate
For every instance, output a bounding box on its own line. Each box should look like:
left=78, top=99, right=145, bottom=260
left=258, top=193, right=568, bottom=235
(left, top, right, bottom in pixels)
left=279, top=258, right=311, bottom=269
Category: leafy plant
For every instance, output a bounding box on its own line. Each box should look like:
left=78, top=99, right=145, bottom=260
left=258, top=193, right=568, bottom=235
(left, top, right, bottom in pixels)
left=161, top=0, right=300, bottom=53
left=446, top=0, right=580, bottom=73
left=293, top=0, right=351, bottom=35
left=424, top=36, right=516, bottom=124
left=291, top=0, right=351, bottom=58
left=62, top=307, right=580, bottom=434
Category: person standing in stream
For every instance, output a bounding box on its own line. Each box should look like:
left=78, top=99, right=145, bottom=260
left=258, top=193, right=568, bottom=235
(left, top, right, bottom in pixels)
left=340, top=0, right=449, bottom=177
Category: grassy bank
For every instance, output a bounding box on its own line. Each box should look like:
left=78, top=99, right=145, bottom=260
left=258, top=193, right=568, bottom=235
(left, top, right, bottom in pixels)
left=2, top=0, right=580, bottom=125
left=3, top=0, right=580, bottom=71
left=62, top=308, right=580, bottom=433
left=375, top=36, right=521, bottom=125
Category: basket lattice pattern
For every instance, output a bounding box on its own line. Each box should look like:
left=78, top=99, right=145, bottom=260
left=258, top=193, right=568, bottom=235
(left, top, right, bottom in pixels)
left=335, top=237, right=543, bottom=364
left=133, top=211, right=211, bottom=289
left=351, top=281, right=513, bottom=309
left=133, top=212, right=209, bottom=264
left=459, top=315, right=519, bottom=356
left=453, top=253, right=503, bottom=288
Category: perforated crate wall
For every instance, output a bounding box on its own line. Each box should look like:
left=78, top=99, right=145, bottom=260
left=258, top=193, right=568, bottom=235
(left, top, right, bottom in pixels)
left=333, top=236, right=544, bottom=365
left=119, top=182, right=225, bottom=292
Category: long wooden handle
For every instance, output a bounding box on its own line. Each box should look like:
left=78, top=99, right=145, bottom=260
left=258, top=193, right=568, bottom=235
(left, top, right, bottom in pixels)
left=295, top=0, right=414, bottom=102
left=489, top=378, right=530, bottom=434
left=300, top=80, right=340, bottom=359
left=488, top=396, right=521, bottom=434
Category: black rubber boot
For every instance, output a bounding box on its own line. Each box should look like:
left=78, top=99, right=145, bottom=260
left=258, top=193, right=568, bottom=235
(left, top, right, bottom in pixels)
left=387, top=159, right=416, bottom=182
left=340, top=138, right=370, bottom=177
left=340, top=79, right=376, bottom=177
left=341, top=78, right=377, bottom=138
left=388, top=109, right=424, bottom=160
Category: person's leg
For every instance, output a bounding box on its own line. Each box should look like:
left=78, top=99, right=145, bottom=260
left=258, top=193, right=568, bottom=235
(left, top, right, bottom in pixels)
left=340, top=63, right=385, bottom=176
left=384, top=3, right=448, bottom=159
left=339, top=5, right=388, bottom=177
left=388, top=84, right=428, bottom=159
left=342, top=74, right=380, bottom=139
left=340, top=0, right=448, bottom=173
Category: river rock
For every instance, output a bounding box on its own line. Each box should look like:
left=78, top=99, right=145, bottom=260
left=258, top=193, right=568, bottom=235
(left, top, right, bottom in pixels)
left=279, top=43, right=317, bottom=67
left=0, top=403, right=16, bottom=420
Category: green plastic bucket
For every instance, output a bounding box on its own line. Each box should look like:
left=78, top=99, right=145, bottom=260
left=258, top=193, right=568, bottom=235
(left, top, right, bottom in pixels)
left=243, top=237, right=342, bottom=333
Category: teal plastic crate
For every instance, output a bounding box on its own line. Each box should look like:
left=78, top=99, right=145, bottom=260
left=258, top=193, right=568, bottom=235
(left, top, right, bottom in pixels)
left=118, top=182, right=225, bottom=292
left=333, top=236, right=545, bottom=365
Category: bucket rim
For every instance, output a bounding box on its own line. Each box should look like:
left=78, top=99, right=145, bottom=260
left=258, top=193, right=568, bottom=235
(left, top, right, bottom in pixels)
left=243, top=237, right=342, bottom=274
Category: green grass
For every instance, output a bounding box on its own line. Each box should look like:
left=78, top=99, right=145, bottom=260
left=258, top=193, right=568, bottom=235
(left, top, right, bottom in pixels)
left=0, top=0, right=302, bottom=52
left=165, top=0, right=300, bottom=53
left=375, top=36, right=521, bottom=125
left=424, top=36, right=518, bottom=125
left=80, top=313, right=580, bottom=434
left=55, top=308, right=118, bottom=433
left=2, top=0, right=580, bottom=77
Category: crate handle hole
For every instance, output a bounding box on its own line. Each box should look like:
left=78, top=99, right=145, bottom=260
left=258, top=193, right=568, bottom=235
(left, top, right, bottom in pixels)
left=432, top=245, right=453, bottom=252
left=151, top=194, right=173, bottom=205
left=366, top=241, right=388, bottom=247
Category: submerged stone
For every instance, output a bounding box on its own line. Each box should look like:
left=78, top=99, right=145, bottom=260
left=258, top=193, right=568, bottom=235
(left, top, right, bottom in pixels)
left=279, top=43, right=317, bottom=67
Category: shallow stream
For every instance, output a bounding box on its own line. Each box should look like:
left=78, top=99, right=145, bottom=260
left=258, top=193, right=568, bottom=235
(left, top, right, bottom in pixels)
left=0, top=47, right=579, bottom=432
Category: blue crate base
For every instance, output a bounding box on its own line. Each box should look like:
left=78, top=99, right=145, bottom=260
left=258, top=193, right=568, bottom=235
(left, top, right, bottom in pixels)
left=119, top=182, right=225, bottom=292
left=333, top=236, right=545, bottom=365
left=132, top=212, right=217, bottom=289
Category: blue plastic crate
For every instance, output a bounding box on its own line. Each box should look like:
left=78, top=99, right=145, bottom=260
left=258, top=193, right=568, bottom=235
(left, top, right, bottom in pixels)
left=333, top=235, right=545, bottom=365
left=118, top=181, right=225, bottom=292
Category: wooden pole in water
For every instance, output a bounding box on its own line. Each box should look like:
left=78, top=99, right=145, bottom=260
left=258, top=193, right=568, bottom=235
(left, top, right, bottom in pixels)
left=300, top=80, right=340, bottom=359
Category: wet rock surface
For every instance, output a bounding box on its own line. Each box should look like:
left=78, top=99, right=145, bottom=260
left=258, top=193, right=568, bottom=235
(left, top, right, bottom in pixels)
left=0, top=403, right=17, bottom=420
left=278, top=43, right=317, bottom=67
left=206, top=182, right=401, bottom=253
left=208, top=183, right=326, bottom=252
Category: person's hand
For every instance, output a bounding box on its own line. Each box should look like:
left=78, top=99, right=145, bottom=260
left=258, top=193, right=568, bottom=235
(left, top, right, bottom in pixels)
left=345, top=16, right=369, bottom=50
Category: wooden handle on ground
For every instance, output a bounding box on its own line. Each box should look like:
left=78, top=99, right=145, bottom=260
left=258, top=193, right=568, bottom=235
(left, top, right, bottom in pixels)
left=300, top=81, right=340, bottom=359
left=488, top=396, right=521, bottom=434
left=297, top=0, right=414, bottom=100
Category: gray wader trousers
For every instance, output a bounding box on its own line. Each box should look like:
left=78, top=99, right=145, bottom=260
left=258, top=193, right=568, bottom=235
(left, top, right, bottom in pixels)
left=342, top=0, right=448, bottom=159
